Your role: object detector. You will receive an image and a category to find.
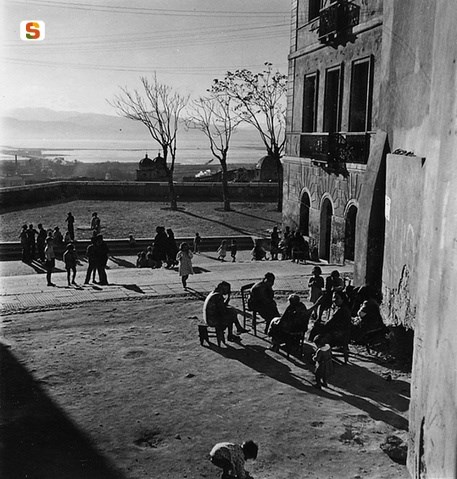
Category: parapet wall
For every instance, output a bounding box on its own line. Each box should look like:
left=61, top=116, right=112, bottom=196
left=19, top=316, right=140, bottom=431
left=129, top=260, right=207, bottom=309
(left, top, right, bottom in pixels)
left=0, top=181, right=278, bottom=208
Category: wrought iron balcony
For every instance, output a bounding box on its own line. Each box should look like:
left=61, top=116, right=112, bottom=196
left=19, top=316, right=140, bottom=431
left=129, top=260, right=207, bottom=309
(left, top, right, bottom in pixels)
left=298, top=132, right=371, bottom=177
left=319, top=0, right=360, bottom=46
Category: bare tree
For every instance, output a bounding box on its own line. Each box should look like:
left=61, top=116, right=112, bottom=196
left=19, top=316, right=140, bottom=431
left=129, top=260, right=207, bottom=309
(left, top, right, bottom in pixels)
left=211, top=62, right=287, bottom=211
left=186, top=92, right=241, bottom=211
left=110, top=75, right=189, bottom=210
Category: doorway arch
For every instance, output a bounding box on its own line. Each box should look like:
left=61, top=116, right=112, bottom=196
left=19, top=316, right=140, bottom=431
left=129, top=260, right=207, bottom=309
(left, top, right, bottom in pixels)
left=320, top=197, right=333, bottom=261
left=299, top=191, right=311, bottom=236
left=344, top=204, right=357, bottom=261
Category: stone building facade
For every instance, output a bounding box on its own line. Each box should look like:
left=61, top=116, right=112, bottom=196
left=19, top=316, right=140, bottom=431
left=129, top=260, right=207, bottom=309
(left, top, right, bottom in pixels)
left=283, top=0, right=385, bottom=287
left=285, top=1, right=457, bottom=476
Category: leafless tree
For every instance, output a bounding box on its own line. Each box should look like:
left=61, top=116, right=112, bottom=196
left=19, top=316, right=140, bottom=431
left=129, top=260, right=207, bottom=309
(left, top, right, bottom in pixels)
left=186, top=92, right=242, bottom=211
left=110, top=75, right=189, bottom=210
left=211, top=62, right=287, bottom=211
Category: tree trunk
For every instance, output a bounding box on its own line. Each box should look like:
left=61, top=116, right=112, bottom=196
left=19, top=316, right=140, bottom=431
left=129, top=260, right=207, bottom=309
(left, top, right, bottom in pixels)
left=220, top=158, right=231, bottom=211
left=165, top=168, right=178, bottom=210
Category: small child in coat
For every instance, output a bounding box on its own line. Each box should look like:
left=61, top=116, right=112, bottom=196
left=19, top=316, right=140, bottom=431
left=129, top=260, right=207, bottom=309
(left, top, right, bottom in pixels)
left=230, top=240, right=237, bottom=262
left=313, top=335, right=334, bottom=389
left=217, top=240, right=227, bottom=262
left=176, top=242, right=194, bottom=288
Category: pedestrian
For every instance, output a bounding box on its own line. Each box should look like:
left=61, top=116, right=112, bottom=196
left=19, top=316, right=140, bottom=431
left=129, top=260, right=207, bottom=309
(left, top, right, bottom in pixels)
left=53, top=226, right=63, bottom=245
left=19, top=224, right=29, bottom=263
left=44, top=237, right=56, bottom=287
left=152, top=226, right=168, bottom=268
left=66, top=212, right=75, bottom=240
left=193, top=232, right=201, bottom=254
left=84, top=237, right=97, bottom=284
left=209, top=440, right=258, bottom=479
left=176, top=242, right=193, bottom=288
left=217, top=240, right=227, bottom=262
left=165, top=228, right=178, bottom=268
left=230, top=239, right=238, bottom=262
left=26, top=224, right=39, bottom=260
left=90, top=212, right=101, bottom=235
left=128, top=234, right=136, bottom=248
left=63, top=242, right=78, bottom=286
left=308, top=266, right=324, bottom=302
left=94, top=234, right=109, bottom=285
left=36, top=223, right=47, bottom=262
left=270, top=226, right=280, bottom=260
left=313, top=334, right=334, bottom=389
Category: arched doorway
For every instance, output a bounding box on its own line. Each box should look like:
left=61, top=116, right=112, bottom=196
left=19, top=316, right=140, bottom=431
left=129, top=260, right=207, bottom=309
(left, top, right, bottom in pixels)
left=320, top=198, right=333, bottom=261
left=299, top=192, right=310, bottom=236
left=344, top=205, right=357, bottom=261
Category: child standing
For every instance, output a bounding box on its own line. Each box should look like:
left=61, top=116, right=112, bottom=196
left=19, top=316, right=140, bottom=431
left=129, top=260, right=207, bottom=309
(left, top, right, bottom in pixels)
left=193, top=232, right=201, bottom=254
left=44, top=237, right=56, bottom=287
left=313, top=335, right=334, bottom=389
left=230, top=239, right=237, bottom=262
left=63, top=242, right=78, bottom=286
left=176, top=242, right=194, bottom=288
left=217, top=240, right=227, bottom=262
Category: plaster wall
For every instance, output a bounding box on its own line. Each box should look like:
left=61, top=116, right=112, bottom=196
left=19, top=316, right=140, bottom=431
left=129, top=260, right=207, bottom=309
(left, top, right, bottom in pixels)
left=381, top=154, right=425, bottom=329
left=379, top=1, right=457, bottom=477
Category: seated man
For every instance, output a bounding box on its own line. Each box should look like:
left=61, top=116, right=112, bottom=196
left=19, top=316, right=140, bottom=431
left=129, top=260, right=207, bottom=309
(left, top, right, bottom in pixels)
left=248, top=272, right=280, bottom=333
left=203, top=281, right=248, bottom=343
left=267, top=294, right=315, bottom=352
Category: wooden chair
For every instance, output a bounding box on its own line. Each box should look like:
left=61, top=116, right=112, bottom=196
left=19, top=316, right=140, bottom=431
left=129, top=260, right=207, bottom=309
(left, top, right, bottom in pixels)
left=240, top=282, right=260, bottom=336
left=198, top=325, right=225, bottom=347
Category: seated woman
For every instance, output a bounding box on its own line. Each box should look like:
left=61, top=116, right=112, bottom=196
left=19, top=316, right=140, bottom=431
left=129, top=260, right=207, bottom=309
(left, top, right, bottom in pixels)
left=203, top=281, right=248, bottom=343
left=136, top=251, right=148, bottom=268
left=309, top=290, right=352, bottom=363
left=248, top=272, right=280, bottom=333
left=268, top=294, right=316, bottom=353
left=251, top=239, right=267, bottom=261
left=352, top=298, right=389, bottom=348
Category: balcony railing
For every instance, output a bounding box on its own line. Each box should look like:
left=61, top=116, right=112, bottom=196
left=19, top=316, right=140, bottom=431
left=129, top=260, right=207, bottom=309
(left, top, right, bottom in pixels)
left=286, top=132, right=371, bottom=177
left=318, top=0, right=360, bottom=46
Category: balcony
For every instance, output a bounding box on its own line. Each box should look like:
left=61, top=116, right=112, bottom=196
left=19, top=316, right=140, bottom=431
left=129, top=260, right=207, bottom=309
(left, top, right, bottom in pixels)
left=318, top=0, right=360, bottom=46
left=286, top=132, right=371, bottom=177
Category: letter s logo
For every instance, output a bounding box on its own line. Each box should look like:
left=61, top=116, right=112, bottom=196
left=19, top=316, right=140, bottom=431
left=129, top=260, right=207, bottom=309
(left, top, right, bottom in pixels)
left=20, top=20, right=45, bottom=41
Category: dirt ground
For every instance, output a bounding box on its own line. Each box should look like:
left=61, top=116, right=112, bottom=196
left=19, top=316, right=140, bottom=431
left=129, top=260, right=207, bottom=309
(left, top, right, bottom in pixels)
left=0, top=201, right=282, bottom=242
left=1, top=296, right=411, bottom=479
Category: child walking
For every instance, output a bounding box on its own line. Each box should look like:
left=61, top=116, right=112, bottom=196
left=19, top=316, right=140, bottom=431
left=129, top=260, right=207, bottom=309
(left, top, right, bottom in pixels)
left=230, top=239, right=237, bottom=262
left=193, top=232, right=201, bottom=254
left=313, top=335, right=334, bottom=389
left=63, top=242, right=78, bottom=286
left=217, top=240, right=227, bottom=262
left=176, top=242, right=194, bottom=289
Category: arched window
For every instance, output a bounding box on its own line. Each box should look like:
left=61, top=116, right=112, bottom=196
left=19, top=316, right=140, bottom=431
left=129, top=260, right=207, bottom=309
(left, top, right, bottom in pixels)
left=344, top=204, right=357, bottom=261
left=320, top=198, right=333, bottom=260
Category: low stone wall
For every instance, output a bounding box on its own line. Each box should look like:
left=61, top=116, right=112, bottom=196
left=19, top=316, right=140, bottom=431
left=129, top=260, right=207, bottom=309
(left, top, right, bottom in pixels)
left=0, top=181, right=278, bottom=208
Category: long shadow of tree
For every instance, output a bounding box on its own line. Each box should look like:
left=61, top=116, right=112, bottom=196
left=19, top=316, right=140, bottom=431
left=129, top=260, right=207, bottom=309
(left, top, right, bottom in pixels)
left=0, top=344, right=126, bottom=479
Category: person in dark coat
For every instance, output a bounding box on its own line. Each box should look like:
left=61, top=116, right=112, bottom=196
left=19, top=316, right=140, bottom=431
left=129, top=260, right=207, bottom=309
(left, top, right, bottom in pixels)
left=94, top=234, right=109, bottom=285
left=248, top=272, right=280, bottom=333
left=26, top=224, right=39, bottom=261
left=84, top=237, right=97, bottom=284
left=36, top=223, right=47, bottom=262
left=66, top=212, right=75, bottom=240
left=152, top=226, right=168, bottom=267
left=20, top=224, right=29, bottom=263
left=165, top=228, right=178, bottom=268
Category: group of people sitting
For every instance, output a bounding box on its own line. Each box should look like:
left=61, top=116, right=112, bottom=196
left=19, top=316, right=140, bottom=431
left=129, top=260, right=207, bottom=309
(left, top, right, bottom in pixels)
left=136, top=226, right=179, bottom=269
left=203, top=270, right=387, bottom=386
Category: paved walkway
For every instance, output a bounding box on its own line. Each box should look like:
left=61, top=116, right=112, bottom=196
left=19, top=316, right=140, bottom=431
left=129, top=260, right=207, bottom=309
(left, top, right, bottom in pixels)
left=0, top=251, right=353, bottom=315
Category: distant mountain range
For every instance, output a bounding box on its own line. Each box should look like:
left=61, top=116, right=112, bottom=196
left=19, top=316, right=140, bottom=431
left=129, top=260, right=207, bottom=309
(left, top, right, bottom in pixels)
left=1, top=107, right=259, bottom=143
left=1, top=108, right=149, bottom=141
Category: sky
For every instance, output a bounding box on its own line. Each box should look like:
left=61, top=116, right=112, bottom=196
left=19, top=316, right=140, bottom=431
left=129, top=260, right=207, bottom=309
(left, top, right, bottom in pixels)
left=2, top=0, right=291, bottom=115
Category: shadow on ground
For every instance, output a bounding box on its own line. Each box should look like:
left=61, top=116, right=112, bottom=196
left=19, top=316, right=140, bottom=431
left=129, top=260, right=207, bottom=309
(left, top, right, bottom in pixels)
left=0, top=343, right=125, bottom=479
